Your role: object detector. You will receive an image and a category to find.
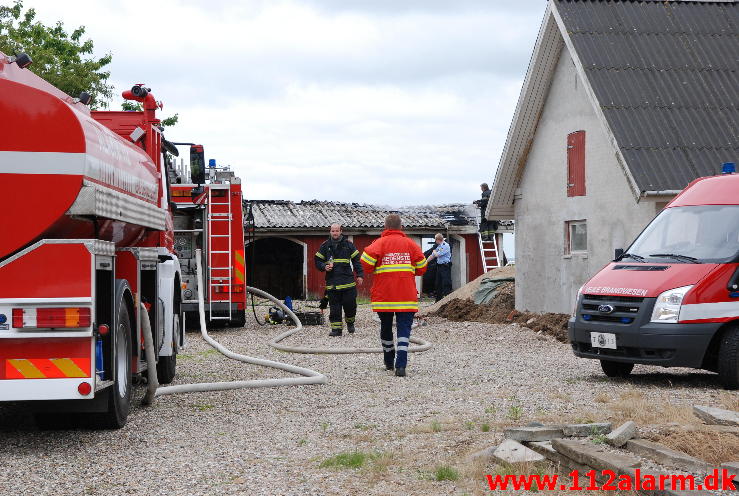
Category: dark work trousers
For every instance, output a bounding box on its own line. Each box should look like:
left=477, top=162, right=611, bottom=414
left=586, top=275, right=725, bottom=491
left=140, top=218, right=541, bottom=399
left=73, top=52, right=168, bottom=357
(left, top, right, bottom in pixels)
left=328, top=286, right=357, bottom=332
left=435, top=263, right=452, bottom=302
left=479, top=219, right=497, bottom=240
left=378, top=312, right=414, bottom=369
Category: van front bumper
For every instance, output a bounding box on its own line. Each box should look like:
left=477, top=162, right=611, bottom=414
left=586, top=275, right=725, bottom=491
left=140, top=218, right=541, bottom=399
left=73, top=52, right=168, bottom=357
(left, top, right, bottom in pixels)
left=568, top=318, right=720, bottom=368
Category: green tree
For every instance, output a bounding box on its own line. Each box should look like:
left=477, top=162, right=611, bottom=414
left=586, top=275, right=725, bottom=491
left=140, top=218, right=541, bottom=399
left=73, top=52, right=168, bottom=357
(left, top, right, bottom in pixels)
left=0, top=0, right=113, bottom=109
left=121, top=101, right=179, bottom=129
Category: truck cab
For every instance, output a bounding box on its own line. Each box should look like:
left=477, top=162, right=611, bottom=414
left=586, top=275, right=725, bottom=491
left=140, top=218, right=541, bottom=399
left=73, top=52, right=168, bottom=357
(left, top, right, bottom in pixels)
left=569, top=165, right=739, bottom=389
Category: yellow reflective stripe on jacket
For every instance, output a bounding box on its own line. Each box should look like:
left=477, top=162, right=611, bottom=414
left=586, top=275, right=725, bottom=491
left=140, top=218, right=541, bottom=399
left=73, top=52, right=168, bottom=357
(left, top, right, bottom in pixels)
left=326, top=282, right=357, bottom=290
left=315, top=252, right=326, bottom=260
left=414, top=258, right=428, bottom=269
left=360, top=252, right=377, bottom=265
left=333, top=258, right=350, bottom=263
left=351, top=250, right=359, bottom=259
left=374, top=263, right=415, bottom=274
left=371, top=301, right=419, bottom=311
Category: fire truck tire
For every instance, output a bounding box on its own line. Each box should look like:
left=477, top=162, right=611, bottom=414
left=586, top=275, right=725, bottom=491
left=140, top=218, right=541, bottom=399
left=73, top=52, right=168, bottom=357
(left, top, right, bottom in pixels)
left=718, top=326, right=739, bottom=389
left=228, top=310, right=246, bottom=328
left=156, top=313, right=179, bottom=384
left=96, top=303, right=133, bottom=429
left=600, top=359, right=634, bottom=378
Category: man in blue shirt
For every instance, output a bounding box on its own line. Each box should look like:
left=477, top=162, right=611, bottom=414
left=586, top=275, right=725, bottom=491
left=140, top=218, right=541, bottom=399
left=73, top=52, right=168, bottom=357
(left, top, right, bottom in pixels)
left=427, top=233, right=452, bottom=302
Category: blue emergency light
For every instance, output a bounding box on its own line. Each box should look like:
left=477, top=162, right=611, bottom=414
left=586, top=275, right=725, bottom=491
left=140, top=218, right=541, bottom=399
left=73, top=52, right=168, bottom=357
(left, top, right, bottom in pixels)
left=208, top=159, right=217, bottom=168
left=722, top=162, right=736, bottom=174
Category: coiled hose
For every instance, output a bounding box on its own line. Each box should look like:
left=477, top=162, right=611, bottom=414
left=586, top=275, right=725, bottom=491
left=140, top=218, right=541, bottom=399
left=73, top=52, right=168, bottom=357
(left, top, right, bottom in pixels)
left=141, top=250, right=327, bottom=405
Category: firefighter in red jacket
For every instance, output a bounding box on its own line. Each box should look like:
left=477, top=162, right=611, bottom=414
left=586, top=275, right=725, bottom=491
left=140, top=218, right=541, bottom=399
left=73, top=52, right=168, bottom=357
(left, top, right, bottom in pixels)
left=360, top=214, right=427, bottom=377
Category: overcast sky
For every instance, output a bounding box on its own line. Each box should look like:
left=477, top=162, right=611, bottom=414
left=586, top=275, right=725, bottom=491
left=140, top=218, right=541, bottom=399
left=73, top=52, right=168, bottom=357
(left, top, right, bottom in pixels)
left=26, top=0, right=547, bottom=206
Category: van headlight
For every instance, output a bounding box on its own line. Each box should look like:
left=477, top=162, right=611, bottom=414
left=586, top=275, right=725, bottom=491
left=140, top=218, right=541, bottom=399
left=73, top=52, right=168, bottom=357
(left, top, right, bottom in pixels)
left=650, top=285, right=692, bottom=323
left=572, top=285, right=585, bottom=317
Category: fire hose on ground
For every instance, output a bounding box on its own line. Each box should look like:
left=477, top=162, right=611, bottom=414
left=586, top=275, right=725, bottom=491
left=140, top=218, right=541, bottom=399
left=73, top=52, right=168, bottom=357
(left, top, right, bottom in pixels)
left=141, top=249, right=431, bottom=405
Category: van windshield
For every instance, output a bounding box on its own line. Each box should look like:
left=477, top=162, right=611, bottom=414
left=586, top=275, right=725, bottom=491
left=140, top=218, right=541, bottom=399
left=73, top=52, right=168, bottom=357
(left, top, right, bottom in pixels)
left=627, top=205, right=739, bottom=263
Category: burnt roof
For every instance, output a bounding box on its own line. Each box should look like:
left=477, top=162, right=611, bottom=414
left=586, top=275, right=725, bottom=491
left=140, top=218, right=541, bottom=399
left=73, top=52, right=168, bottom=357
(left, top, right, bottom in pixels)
left=557, top=0, right=739, bottom=191
left=246, top=200, right=481, bottom=231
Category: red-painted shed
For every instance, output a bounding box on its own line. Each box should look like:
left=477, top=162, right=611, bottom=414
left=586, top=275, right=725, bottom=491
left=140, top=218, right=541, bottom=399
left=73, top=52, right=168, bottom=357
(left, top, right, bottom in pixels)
left=244, top=200, right=508, bottom=301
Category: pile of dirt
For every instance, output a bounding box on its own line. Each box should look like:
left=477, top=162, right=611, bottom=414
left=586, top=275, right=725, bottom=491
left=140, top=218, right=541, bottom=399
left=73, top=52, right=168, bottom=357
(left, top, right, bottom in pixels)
left=432, top=281, right=570, bottom=342
left=419, top=265, right=516, bottom=315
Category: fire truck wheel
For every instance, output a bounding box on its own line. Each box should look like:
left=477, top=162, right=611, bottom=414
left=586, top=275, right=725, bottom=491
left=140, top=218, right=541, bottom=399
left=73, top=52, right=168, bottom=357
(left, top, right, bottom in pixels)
left=228, top=310, right=246, bottom=328
left=600, top=359, right=634, bottom=378
left=717, top=326, right=739, bottom=390
left=156, top=313, right=179, bottom=384
left=96, top=303, right=133, bottom=429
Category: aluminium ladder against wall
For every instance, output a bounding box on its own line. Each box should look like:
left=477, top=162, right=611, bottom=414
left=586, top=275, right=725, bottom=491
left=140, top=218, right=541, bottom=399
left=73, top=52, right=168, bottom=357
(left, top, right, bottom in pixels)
left=478, top=232, right=501, bottom=273
left=206, top=185, right=233, bottom=321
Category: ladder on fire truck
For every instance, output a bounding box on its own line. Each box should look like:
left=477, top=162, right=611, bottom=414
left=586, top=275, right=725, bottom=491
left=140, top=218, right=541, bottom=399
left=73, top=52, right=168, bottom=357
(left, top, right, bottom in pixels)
left=478, top=233, right=501, bottom=273
left=207, top=185, right=232, bottom=321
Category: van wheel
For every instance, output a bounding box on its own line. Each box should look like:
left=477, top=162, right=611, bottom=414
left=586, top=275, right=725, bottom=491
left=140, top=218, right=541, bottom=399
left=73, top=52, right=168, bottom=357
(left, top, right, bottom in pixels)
left=93, top=302, right=132, bottom=429
left=718, top=326, right=739, bottom=390
left=156, top=313, right=179, bottom=384
left=600, top=360, right=634, bottom=378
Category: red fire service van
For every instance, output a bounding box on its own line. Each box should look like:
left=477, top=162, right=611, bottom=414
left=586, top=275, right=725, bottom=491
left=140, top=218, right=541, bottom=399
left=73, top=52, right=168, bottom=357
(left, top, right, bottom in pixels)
left=569, top=163, right=739, bottom=389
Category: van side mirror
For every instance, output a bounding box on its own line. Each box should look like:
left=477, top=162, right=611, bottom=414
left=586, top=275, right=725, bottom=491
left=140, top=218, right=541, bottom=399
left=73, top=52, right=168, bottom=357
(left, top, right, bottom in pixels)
left=614, top=248, right=624, bottom=260
left=190, top=145, right=206, bottom=184
left=727, top=267, right=739, bottom=292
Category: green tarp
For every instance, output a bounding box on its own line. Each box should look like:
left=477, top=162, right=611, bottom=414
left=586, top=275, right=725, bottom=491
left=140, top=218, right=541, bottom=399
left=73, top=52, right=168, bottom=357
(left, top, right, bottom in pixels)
left=473, top=277, right=515, bottom=305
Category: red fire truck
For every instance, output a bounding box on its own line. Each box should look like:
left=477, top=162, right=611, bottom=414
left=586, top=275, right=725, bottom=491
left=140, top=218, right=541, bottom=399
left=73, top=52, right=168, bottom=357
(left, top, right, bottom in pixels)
left=0, top=52, right=189, bottom=427
left=169, top=148, right=247, bottom=328
left=569, top=164, right=739, bottom=389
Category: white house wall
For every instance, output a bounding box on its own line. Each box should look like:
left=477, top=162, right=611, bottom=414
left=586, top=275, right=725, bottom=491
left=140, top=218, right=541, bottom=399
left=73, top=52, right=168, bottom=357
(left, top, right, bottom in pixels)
left=515, top=46, right=658, bottom=314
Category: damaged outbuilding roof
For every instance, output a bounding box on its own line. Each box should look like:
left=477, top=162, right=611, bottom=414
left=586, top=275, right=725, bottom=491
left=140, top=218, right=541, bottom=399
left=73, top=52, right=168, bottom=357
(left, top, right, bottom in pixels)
left=245, top=200, right=485, bottom=231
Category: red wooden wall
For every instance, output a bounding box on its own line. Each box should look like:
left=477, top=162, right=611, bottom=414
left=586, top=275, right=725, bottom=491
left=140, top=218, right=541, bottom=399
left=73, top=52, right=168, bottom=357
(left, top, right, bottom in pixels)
left=285, top=232, right=489, bottom=300
left=462, top=233, right=484, bottom=281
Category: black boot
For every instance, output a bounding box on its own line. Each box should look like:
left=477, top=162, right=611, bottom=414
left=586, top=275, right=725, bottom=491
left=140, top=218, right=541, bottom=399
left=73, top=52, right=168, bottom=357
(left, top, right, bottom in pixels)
left=329, top=329, right=342, bottom=337
left=347, top=323, right=356, bottom=334
left=385, top=363, right=394, bottom=371
left=394, top=368, right=406, bottom=377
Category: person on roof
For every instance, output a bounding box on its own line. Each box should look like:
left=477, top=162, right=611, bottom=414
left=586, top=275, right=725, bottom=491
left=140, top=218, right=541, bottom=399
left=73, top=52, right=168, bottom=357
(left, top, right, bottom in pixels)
left=360, top=214, right=427, bottom=377
left=315, top=223, right=364, bottom=336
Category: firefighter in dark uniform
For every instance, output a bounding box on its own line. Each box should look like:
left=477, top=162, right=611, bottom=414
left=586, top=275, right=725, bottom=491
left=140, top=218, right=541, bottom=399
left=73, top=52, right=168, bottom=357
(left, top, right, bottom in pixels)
left=475, top=182, right=497, bottom=240
left=315, top=224, right=364, bottom=336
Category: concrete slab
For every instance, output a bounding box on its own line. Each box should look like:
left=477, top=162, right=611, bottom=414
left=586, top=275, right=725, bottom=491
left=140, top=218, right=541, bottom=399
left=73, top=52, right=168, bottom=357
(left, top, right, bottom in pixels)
left=679, top=424, right=739, bottom=436
left=606, top=421, right=637, bottom=447
left=527, top=441, right=591, bottom=472
left=626, top=439, right=711, bottom=474
left=503, top=426, right=565, bottom=442
left=561, top=422, right=612, bottom=437
left=470, top=445, right=497, bottom=461
left=552, top=438, right=641, bottom=474
left=491, top=439, right=546, bottom=466
left=693, top=405, right=739, bottom=427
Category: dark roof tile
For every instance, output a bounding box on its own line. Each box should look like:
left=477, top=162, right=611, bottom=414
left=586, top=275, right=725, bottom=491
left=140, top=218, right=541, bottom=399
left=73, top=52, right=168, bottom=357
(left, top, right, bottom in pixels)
left=556, top=0, right=739, bottom=191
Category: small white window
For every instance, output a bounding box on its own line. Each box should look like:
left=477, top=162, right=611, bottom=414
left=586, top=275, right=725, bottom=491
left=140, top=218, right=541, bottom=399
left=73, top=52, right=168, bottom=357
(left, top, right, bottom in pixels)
left=566, top=220, right=587, bottom=254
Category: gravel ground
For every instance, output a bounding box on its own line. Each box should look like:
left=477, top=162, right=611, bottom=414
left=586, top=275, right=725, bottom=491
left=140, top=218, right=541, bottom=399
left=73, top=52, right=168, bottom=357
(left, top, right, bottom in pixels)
left=0, top=302, right=735, bottom=496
